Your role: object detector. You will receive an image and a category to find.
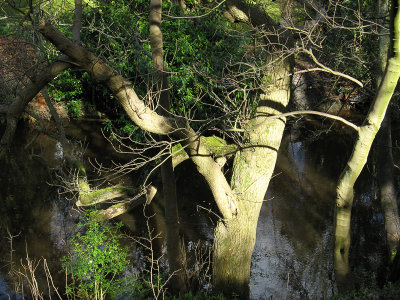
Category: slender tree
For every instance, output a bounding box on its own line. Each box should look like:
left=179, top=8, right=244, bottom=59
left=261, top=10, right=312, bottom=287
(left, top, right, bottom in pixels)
left=334, top=0, right=400, bottom=291
left=149, top=0, right=187, bottom=292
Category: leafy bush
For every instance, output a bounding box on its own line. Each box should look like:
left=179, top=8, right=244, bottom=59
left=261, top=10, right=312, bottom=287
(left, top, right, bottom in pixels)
left=50, top=70, right=86, bottom=117
left=61, top=210, right=129, bottom=299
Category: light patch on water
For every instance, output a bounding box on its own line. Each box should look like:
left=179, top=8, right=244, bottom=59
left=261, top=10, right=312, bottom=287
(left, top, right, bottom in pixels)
left=250, top=200, right=334, bottom=300
left=49, top=196, right=79, bottom=251
left=54, top=141, right=64, bottom=161
left=289, top=141, right=306, bottom=176
left=0, top=275, right=22, bottom=300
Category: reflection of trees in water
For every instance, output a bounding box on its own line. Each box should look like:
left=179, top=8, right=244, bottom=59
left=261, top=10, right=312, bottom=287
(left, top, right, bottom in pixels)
left=350, top=172, right=387, bottom=288
left=252, top=198, right=335, bottom=299
left=256, top=133, right=389, bottom=297
left=271, top=135, right=338, bottom=255
left=0, top=144, right=51, bottom=232
left=251, top=133, right=377, bottom=298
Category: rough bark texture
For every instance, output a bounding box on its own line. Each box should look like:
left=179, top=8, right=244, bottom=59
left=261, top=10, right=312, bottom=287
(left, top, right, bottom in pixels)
left=150, top=0, right=187, bottom=292
left=212, top=2, right=292, bottom=298
left=334, top=0, right=400, bottom=291
left=213, top=58, right=291, bottom=298
left=73, top=0, right=82, bottom=43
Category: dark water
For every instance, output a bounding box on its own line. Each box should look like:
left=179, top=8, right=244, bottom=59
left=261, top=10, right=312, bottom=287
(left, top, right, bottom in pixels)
left=0, top=120, right=386, bottom=299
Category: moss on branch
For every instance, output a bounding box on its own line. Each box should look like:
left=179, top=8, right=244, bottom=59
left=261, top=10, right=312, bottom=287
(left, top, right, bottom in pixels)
left=77, top=185, right=139, bottom=206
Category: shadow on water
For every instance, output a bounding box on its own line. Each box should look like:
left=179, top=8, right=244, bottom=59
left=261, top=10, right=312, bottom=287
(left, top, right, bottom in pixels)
left=0, top=120, right=388, bottom=299
left=0, top=119, right=216, bottom=298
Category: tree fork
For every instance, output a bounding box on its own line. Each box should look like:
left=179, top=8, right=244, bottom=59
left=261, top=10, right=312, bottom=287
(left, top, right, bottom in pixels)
left=38, top=19, right=237, bottom=220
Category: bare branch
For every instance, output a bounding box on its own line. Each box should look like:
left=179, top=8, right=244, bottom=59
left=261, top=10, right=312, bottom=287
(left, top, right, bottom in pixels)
left=39, top=20, right=238, bottom=220
left=164, top=0, right=227, bottom=19
left=228, top=110, right=360, bottom=133
left=0, top=59, right=71, bottom=158
left=303, top=48, right=363, bottom=87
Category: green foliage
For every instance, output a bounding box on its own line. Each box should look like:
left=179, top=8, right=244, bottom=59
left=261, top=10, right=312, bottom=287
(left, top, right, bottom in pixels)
left=79, top=0, right=249, bottom=129
left=102, top=118, right=113, bottom=132
left=61, top=210, right=129, bottom=299
left=50, top=70, right=86, bottom=117
left=172, top=291, right=225, bottom=300
left=330, top=282, right=400, bottom=300
left=67, top=99, right=84, bottom=118
left=102, top=115, right=145, bottom=141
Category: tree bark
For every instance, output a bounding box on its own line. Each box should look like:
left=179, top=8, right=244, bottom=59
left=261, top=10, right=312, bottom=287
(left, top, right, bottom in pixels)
left=377, top=110, right=400, bottom=260
left=213, top=58, right=292, bottom=298
left=213, top=2, right=292, bottom=296
left=73, top=0, right=82, bottom=43
left=334, top=0, right=400, bottom=291
left=149, top=0, right=187, bottom=292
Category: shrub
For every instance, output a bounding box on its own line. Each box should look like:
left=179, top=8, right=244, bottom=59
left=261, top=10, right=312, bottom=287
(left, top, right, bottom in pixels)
left=61, top=210, right=129, bottom=299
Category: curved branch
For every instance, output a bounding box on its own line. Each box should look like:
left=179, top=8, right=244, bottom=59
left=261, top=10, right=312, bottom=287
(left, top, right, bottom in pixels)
left=164, top=0, right=227, bottom=19
left=228, top=110, right=360, bottom=132
left=38, top=20, right=237, bottom=220
left=0, top=59, right=71, bottom=158
left=265, top=110, right=360, bottom=132
left=303, top=49, right=364, bottom=87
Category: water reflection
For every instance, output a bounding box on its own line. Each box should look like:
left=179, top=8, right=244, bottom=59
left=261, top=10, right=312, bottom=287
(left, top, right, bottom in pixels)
left=251, top=135, right=337, bottom=299
left=250, top=132, right=386, bottom=299
left=0, top=121, right=388, bottom=299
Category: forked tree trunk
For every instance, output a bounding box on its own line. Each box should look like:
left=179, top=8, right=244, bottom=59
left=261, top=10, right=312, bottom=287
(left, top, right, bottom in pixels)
left=213, top=59, right=292, bottom=298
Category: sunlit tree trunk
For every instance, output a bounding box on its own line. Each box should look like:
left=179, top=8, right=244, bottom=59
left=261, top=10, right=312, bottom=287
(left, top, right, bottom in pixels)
left=213, top=60, right=291, bottom=297
left=334, top=0, right=400, bottom=291
left=213, top=1, right=292, bottom=298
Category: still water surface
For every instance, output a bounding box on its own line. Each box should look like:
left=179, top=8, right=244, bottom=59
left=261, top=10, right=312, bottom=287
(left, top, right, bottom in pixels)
left=0, top=121, right=386, bottom=299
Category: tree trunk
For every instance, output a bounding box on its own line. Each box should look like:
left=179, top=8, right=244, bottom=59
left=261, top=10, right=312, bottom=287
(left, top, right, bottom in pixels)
left=212, top=2, right=293, bottom=297
left=73, top=0, right=82, bottom=43
left=149, top=0, right=187, bottom=293
left=334, top=0, right=400, bottom=291
left=213, top=59, right=292, bottom=298
left=377, top=110, right=400, bottom=260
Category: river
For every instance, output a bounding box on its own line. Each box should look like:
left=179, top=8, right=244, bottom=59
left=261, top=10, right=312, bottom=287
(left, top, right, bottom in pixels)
left=0, top=120, right=387, bottom=299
